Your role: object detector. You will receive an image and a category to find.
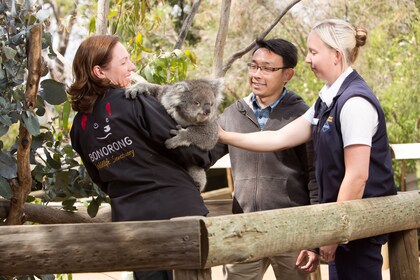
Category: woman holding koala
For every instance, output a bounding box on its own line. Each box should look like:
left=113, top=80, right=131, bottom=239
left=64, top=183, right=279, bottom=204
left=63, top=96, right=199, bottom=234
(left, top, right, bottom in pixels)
left=68, top=35, right=209, bottom=280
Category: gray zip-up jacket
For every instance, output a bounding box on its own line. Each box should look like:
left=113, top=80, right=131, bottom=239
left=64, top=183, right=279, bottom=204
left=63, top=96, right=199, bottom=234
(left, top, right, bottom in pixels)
left=210, top=90, right=318, bottom=213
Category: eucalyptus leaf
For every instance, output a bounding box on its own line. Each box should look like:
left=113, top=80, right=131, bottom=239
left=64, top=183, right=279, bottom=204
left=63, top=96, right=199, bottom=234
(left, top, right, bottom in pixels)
left=0, top=176, right=13, bottom=199
left=36, top=274, right=55, bottom=280
left=0, top=124, right=8, bottom=137
left=0, top=115, right=12, bottom=126
left=0, top=96, right=6, bottom=106
left=87, top=198, right=99, bottom=217
left=41, top=32, right=52, bottom=49
left=43, top=147, right=61, bottom=170
left=21, top=110, right=40, bottom=136
left=2, top=46, right=17, bottom=60
left=0, top=152, right=17, bottom=179
left=35, top=9, right=50, bottom=22
left=40, top=79, right=67, bottom=105
left=10, top=30, right=26, bottom=45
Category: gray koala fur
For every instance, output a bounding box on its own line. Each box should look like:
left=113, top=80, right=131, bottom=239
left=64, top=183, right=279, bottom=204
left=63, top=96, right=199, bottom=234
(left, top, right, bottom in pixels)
left=126, top=78, right=224, bottom=191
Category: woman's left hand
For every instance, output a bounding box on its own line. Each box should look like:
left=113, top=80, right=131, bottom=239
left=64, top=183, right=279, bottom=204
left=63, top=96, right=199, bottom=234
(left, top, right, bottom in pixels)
left=320, top=244, right=338, bottom=262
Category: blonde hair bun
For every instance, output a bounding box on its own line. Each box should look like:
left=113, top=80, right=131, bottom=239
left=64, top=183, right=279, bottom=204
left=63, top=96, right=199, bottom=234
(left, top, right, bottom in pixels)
left=355, top=27, right=368, bottom=47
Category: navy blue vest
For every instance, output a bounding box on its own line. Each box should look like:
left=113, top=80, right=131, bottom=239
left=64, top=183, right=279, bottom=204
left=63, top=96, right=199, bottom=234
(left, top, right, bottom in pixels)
left=312, top=70, right=397, bottom=203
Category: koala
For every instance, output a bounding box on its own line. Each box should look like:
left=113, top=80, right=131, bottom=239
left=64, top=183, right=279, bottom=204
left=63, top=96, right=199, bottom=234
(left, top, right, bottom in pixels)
left=125, top=78, right=224, bottom=191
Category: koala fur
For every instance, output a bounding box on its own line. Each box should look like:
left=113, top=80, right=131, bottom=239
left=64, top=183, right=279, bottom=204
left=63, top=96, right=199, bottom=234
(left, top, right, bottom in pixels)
left=125, top=78, right=224, bottom=191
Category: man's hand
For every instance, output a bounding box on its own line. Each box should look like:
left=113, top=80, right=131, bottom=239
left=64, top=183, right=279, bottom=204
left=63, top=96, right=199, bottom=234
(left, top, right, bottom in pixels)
left=296, top=249, right=319, bottom=273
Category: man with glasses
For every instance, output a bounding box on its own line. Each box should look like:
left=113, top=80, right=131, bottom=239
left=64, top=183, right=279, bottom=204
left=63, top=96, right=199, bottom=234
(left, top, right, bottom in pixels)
left=210, top=38, right=319, bottom=280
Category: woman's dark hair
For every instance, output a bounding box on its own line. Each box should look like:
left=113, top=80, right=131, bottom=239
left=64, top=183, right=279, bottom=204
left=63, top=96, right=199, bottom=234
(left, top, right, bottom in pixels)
left=68, top=35, right=120, bottom=113
left=253, top=38, right=298, bottom=68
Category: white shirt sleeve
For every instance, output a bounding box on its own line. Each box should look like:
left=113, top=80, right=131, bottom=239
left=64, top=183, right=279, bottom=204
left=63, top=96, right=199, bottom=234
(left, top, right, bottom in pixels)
left=340, top=97, right=378, bottom=147
left=303, top=104, right=315, bottom=124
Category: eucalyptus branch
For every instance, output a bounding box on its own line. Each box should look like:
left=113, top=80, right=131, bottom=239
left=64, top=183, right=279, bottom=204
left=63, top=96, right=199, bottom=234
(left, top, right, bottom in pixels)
left=221, top=0, right=302, bottom=76
left=174, top=0, right=202, bottom=50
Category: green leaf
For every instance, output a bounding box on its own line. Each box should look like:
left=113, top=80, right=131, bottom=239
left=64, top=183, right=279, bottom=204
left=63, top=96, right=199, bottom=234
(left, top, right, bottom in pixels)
left=108, top=10, right=118, bottom=19
left=62, top=197, right=77, bottom=212
left=0, top=124, right=9, bottom=137
left=35, top=9, right=50, bottom=22
left=43, top=148, right=61, bottom=170
left=36, top=274, right=55, bottom=280
left=0, top=152, right=17, bottom=179
left=21, top=110, right=40, bottom=136
left=40, top=79, right=67, bottom=105
left=2, top=46, right=17, bottom=60
left=87, top=198, right=99, bottom=217
left=0, top=115, right=13, bottom=126
left=0, top=176, right=13, bottom=199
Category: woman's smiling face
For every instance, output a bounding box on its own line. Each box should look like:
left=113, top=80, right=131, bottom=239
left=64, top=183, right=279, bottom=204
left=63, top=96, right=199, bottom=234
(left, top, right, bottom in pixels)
left=99, top=42, right=136, bottom=88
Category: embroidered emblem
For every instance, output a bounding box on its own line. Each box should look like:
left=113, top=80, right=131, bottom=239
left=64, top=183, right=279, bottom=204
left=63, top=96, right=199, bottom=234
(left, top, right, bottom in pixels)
left=322, top=120, right=330, bottom=132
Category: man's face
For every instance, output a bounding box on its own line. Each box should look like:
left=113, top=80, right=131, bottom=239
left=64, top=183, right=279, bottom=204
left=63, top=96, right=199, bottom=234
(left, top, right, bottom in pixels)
left=248, top=48, right=293, bottom=104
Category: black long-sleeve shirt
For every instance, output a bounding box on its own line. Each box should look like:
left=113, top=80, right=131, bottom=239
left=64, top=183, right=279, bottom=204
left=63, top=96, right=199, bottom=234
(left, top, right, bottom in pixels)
left=70, top=88, right=209, bottom=221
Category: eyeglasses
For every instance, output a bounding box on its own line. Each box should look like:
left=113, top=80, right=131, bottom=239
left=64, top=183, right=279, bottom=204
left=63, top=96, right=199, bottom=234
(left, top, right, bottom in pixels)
left=247, top=63, right=289, bottom=74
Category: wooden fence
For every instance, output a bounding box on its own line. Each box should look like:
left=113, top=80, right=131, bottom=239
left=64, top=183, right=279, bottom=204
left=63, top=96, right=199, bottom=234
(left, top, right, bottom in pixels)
left=1, top=191, right=419, bottom=279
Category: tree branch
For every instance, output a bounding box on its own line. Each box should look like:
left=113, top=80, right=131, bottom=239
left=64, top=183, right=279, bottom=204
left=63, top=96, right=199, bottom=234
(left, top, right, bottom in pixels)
left=221, top=0, right=302, bottom=76
left=173, top=0, right=202, bottom=50
left=0, top=198, right=111, bottom=224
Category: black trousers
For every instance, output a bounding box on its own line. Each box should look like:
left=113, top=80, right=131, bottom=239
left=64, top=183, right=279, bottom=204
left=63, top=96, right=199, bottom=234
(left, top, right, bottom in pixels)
left=134, top=270, right=173, bottom=280
left=328, top=235, right=387, bottom=280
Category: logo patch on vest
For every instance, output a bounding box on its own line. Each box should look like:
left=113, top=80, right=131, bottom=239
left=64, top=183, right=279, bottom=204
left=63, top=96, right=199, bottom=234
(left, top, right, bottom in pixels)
left=322, top=116, right=333, bottom=132
left=322, top=121, right=330, bottom=132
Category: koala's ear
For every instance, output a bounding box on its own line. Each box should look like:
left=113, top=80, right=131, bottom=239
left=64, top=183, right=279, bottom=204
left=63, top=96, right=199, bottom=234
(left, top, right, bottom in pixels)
left=210, top=78, right=224, bottom=104
left=173, top=81, right=190, bottom=93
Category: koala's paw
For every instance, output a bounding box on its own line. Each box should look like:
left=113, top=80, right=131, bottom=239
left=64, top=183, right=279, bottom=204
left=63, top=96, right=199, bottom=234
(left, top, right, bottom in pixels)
left=165, top=128, right=191, bottom=149
left=169, top=125, right=182, bottom=136
left=165, top=135, right=189, bottom=149
left=125, top=83, right=149, bottom=99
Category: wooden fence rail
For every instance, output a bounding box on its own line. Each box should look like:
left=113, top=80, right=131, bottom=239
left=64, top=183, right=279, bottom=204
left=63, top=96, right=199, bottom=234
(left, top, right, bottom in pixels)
left=0, top=191, right=419, bottom=279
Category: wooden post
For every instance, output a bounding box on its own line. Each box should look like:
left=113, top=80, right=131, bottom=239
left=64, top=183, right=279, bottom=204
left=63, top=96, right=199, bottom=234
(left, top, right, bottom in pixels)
left=388, top=229, right=419, bottom=280
left=401, top=159, right=406, bottom=191
left=310, top=266, right=322, bottom=280
left=0, top=219, right=203, bottom=275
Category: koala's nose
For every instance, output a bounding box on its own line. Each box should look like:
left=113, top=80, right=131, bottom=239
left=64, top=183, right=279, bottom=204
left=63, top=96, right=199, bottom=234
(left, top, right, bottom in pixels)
left=203, top=104, right=211, bottom=115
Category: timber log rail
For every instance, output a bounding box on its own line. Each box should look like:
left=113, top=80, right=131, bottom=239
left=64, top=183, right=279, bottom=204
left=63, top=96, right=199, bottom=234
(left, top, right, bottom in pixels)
left=1, top=191, right=419, bottom=279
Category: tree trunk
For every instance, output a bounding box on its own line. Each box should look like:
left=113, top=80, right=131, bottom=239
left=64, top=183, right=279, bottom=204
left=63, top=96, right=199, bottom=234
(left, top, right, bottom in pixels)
left=5, top=24, right=42, bottom=225
left=212, top=0, right=231, bottom=78
left=96, top=0, right=109, bottom=35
